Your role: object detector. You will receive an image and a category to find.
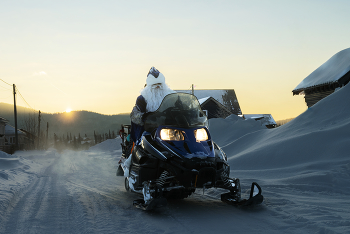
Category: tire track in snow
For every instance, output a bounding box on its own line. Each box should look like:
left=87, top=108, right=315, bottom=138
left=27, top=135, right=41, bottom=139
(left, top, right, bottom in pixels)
left=1, top=157, right=92, bottom=234
left=2, top=175, right=48, bottom=234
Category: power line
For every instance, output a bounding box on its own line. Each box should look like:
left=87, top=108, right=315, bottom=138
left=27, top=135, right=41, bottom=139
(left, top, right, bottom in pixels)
left=0, top=81, right=35, bottom=111
left=16, top=87, right=34, bottom=110
left=0, top=84, right=12, bottom=91
left=1, top=79, right=37, bottom=114
left=0, top=79, right=12, bottom=86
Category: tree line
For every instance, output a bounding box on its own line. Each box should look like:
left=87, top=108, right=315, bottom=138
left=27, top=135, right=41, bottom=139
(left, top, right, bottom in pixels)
left=18, top=112, right=119, bottom=152
left=53, top=130, right=116, bottom=152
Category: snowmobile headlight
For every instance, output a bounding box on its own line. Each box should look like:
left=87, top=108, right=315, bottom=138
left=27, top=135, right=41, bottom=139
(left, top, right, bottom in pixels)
left=194, top=128, right=208, bottom=142
left=160, top=129, right=184, bottom=141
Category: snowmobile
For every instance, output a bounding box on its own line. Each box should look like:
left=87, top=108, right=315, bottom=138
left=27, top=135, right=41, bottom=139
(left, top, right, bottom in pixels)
left=117, top=93, right=263, bottom=210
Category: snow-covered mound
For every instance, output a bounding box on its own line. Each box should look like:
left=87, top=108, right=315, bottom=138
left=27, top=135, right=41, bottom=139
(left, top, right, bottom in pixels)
left=209, top=114, right=266, bottom=146
left=0, top=158, right=23, bottom=171
left=0, top=151, right=23, bottom=173
left=0, top=150, right=15, bottom=158
left=221, top=83, right=350, bottom=170
left=88, top=138, right=121, bottom=152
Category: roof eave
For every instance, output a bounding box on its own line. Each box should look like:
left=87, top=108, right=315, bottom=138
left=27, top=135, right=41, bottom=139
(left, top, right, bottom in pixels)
left=292, top=80, right=342, bottom=94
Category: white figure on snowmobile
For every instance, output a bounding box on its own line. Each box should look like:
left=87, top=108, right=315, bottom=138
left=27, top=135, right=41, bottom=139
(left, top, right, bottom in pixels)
left=123, top=67, right=175, bottom=177
left=130, top=66, right=175, bottom=144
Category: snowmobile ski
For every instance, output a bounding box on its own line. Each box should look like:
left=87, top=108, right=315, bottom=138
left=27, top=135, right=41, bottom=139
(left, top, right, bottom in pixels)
left=133, top=197, right=167, bottom=211
left=116, top=165, right=124, bottom=176
left=221, top=182, right=263, bottom=207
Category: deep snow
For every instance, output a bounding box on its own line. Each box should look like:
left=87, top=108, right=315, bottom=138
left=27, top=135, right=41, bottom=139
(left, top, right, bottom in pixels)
left=0, top=83, right=350, bottom=233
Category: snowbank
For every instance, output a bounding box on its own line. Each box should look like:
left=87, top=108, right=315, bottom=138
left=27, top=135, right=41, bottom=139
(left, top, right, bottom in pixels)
left=88, top=138, right=121, bottom=152
left=0, top=158, right=23, bottom=171
left=222, top=84, right=350, bottom=170
left=209, top=114, right=266, bottom=146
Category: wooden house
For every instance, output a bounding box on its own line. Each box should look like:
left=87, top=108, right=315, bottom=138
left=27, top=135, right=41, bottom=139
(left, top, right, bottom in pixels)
left=176, top=89, right=242, bottom=118
left=0, top=117, right=7, bottom=151
left=198, top=96, right=233, bottom=119
left=293, top=48, right=350, bottom=108
left=4, top=124, right=26, bottom=150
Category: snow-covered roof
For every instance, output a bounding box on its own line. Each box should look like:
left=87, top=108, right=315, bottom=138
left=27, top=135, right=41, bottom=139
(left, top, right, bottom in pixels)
left=198, top=97, right=210, bottom=105
left=293, top=48, right=350, bottom=93
left=5, top=125, right=25, bottom=135
left=176, top=90, right=228, bottom=103
left=0, top=117, right=8, bottom=125
left=243, top=114, right=276, bottom=126
left=176, top=89, right=241, bottom=115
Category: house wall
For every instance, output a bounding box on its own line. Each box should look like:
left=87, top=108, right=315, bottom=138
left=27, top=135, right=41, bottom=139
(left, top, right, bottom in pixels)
left=4, top=125, right=26, bottom=150
left=304, top=90, right=335, bottom=108
left=0, top=124, right=5, bottom=148
left=221, top=90, right=242, bottom=115
left=5, top=135, right=25, bottom=148
left=201, top=101, right=232, bottom=119
left=0, top=124, right=5, bottom=135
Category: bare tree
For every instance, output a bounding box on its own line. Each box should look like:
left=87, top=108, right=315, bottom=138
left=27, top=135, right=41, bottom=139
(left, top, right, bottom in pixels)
left=21, top=113, right=37, bottom=149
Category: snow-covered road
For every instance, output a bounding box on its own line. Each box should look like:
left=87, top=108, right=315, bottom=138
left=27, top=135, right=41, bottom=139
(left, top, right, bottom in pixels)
left=1, top=82, right=350, bottom=233
left=0, top=147, right=273, bottom=234
left=2, top=142, right=349, bottom=234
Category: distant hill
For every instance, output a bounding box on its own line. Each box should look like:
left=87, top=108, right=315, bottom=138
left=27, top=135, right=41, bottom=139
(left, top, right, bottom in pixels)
left=0, top=102, right=130, bottom=138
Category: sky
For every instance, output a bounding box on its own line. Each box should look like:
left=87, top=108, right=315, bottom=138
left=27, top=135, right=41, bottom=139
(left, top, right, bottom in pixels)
left=0, top=0, right=350, bottom=120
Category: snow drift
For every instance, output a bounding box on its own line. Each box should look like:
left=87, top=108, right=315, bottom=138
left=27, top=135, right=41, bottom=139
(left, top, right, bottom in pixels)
left=218, top=82, right=350, bottom=169
left=209, top=114, right=266, bottom=147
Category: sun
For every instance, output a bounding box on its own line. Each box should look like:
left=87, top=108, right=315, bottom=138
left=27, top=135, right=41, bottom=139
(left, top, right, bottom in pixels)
left=65, top=108, right=72, bottom=113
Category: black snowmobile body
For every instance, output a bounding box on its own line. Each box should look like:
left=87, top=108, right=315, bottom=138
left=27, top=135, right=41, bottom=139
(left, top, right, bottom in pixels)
left=117, top=93, right=263, bottom=210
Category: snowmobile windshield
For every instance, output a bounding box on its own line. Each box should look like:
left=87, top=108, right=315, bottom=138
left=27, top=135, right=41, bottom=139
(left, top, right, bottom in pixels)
left=144, top=93, right=208, bottom=132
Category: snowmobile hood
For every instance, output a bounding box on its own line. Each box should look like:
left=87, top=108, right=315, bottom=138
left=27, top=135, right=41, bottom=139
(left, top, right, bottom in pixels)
left=155, top=126, right=215, bottom=159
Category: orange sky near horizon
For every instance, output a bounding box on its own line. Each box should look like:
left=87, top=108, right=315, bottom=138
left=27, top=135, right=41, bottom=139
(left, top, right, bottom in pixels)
left=1, top=1, right=349, bottom=121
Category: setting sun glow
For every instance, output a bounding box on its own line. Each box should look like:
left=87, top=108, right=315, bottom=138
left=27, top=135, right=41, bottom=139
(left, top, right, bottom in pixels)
left=65, top=108, right=72, bottom=113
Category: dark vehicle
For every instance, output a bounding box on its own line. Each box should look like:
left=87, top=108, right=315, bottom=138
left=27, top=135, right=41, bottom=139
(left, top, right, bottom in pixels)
left=117, top=93, right=263, bottom=210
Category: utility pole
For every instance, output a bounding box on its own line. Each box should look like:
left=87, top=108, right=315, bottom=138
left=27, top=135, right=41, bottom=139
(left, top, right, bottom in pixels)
left=46, top=122, right=49, bottom=149
left=13, top=84, right=18, bottom=150
left=37, top=110, right=41, bottom=149
left=192, top=84, right=194, bottom=95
